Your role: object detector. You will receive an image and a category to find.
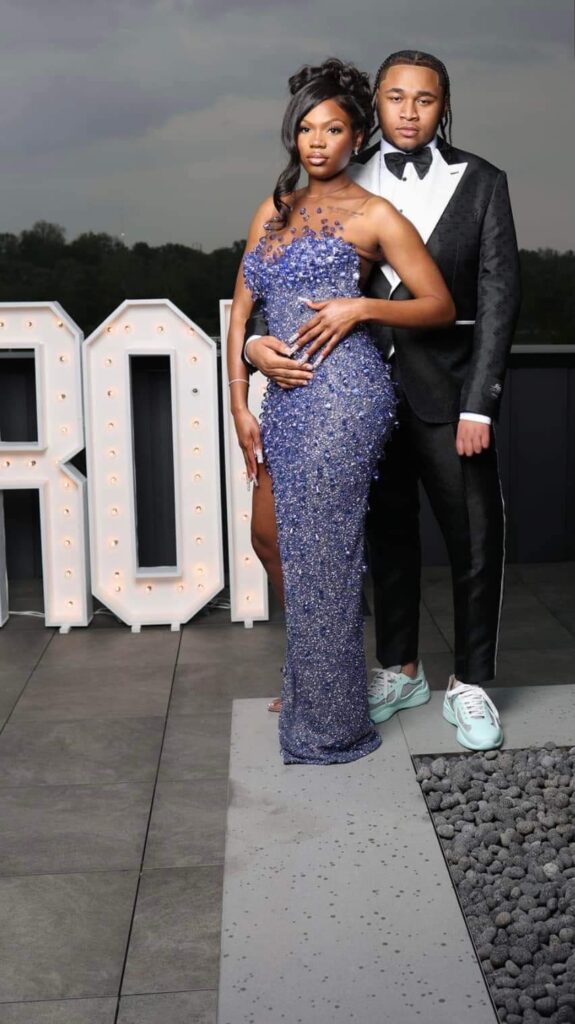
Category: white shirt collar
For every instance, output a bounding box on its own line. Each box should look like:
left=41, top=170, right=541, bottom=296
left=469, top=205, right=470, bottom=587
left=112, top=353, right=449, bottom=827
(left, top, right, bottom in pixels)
left=380, top=132, right=438, bottom=156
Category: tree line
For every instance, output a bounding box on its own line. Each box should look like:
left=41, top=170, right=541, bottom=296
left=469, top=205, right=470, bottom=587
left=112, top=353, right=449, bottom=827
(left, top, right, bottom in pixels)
left=0, top=221, right=572, bottom=343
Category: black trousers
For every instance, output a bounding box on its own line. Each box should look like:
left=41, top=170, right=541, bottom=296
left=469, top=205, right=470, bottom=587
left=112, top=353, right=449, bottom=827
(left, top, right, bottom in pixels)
left=366, top=394, right=505, bottom=685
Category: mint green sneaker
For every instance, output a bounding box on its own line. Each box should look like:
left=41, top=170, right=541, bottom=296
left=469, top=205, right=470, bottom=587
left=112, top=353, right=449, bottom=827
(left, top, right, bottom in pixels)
left=367, top=661, right=430, bottom=723
left=442, top=675, right=503, bottom=751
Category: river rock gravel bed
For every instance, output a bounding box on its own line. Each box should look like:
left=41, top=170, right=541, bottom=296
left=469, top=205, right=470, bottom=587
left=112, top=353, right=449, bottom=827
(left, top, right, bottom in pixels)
left=414, top=742, right=575, bottom=1024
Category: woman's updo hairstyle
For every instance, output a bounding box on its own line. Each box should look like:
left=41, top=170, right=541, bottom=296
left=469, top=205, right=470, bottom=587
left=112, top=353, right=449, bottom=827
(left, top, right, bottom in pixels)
left=271, top=57, right=374, bottom=228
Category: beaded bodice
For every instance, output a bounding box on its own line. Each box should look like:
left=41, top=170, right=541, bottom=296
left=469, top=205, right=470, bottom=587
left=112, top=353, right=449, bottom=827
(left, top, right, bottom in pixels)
left=243, top=205, right=364, bottom=344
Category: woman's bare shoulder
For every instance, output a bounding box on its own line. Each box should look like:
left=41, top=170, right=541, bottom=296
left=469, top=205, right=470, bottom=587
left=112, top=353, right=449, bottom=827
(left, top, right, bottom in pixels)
left=362, top=195, right=415, bottom=243
left=246, top=195, right=281, bottom=245
left=252, top=194, right=278, bottom=224
left=362, top=194, right=399, bottom=219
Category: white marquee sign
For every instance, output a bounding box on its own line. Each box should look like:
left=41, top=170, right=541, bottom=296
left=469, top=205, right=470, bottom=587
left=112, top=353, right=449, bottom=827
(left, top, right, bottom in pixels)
left=0, top=303, right=91, bottom=631
left=220, top=300, right=269, bottom=626
left=0, top=299, right=270, bottom=631
left=83, top=300, right=224, bottom=631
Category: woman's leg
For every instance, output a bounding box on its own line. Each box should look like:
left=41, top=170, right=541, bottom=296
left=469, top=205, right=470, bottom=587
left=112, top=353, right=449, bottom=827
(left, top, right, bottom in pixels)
left=251, top=462, right=284, bottom=605
left=251, top=463, right=284, bottom=712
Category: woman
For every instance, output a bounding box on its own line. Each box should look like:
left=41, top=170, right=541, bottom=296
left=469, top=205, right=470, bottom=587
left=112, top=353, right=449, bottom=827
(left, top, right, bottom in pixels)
left=227, top=58, right=455, bottom=765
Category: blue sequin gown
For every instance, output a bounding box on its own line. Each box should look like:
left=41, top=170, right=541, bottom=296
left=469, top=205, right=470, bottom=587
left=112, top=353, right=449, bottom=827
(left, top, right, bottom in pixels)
left=243, top=209, right=397, bottom=765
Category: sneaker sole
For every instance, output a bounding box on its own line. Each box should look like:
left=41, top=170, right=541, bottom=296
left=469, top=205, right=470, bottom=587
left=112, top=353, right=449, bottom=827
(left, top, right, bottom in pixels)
left=442, top=701, right=503, bottom=751
left=369, top=686, right=431, bottom=724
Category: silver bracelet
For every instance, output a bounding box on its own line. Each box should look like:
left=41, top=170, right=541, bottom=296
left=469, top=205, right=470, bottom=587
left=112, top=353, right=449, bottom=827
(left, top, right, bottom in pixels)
left=228, top=378, right=249, bottom=387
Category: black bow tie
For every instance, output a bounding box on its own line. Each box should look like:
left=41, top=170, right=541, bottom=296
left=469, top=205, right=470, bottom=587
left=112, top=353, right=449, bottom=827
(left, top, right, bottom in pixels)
left=384, top=146, right=433, bottom=180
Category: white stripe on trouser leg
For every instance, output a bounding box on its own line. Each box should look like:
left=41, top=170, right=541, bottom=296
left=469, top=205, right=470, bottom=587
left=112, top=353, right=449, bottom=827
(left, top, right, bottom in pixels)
left=492, top=429, right=506, bottom=674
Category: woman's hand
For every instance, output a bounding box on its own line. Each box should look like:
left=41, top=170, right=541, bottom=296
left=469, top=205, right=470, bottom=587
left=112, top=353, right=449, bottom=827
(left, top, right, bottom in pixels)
left=291, top=298, right=363, bottom=365
left=232, top=408, right=263, bottom=484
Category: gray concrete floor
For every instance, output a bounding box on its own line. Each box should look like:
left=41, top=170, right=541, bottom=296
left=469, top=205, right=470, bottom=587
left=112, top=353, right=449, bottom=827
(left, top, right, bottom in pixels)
left=0, top=564, right=573, bottom=1023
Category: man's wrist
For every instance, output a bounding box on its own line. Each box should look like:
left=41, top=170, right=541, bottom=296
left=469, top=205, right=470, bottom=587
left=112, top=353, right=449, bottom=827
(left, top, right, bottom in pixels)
left=357, top=297, right=374, bottom=322
left=460, top=412, right=492, bottom=425
left=360, top=296, right=392, bottom=324
left=244, top=335, right=261, bottom=366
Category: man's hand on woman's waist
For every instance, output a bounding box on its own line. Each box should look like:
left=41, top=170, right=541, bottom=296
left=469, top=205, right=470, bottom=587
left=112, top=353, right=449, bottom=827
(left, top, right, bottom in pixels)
left=245, top=335, right=314, bottom=390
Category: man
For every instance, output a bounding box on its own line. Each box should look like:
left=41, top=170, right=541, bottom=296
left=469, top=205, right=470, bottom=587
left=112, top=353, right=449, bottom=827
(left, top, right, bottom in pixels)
left=244, top=50, right=521, bottom=751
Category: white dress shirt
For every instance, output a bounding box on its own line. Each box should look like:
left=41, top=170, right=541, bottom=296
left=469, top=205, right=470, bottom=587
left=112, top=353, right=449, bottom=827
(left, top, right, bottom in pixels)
left=379, top=132, right=439, bottom=225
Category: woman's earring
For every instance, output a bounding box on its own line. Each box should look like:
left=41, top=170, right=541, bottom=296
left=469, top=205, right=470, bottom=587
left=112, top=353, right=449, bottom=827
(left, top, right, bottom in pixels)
left=353, top=147, right=359, bottom=156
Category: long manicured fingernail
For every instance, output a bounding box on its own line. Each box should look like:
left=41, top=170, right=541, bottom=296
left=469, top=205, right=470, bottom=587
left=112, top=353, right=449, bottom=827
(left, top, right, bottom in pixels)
left=312, top=354, right=324, bottom=368
left=288, top=332, right=299, bottom=343
left=255, top=449, right=263, bottom=464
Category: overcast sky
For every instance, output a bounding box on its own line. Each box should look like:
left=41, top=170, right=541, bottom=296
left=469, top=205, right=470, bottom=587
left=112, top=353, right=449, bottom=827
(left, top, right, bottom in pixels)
left=0, top=0, right=572, bottom=252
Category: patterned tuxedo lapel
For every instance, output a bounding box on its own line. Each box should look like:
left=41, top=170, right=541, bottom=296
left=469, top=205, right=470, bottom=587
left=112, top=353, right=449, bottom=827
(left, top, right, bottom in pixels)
left=385, top=145, right=469, bottom=294
left=419, top=145, right=468, bottom=243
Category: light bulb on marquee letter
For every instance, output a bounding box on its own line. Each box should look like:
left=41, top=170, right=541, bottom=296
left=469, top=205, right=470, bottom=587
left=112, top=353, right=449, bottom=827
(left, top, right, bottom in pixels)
left=219, top=299, right=269, bottom=626
left=0, top=302, right=91, bottom=630
left=83, top=299, right=224, bottom=629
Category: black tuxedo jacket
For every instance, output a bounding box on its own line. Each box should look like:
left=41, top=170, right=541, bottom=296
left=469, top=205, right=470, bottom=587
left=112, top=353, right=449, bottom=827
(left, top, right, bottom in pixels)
left=245, top=135, right=521, bottom=423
